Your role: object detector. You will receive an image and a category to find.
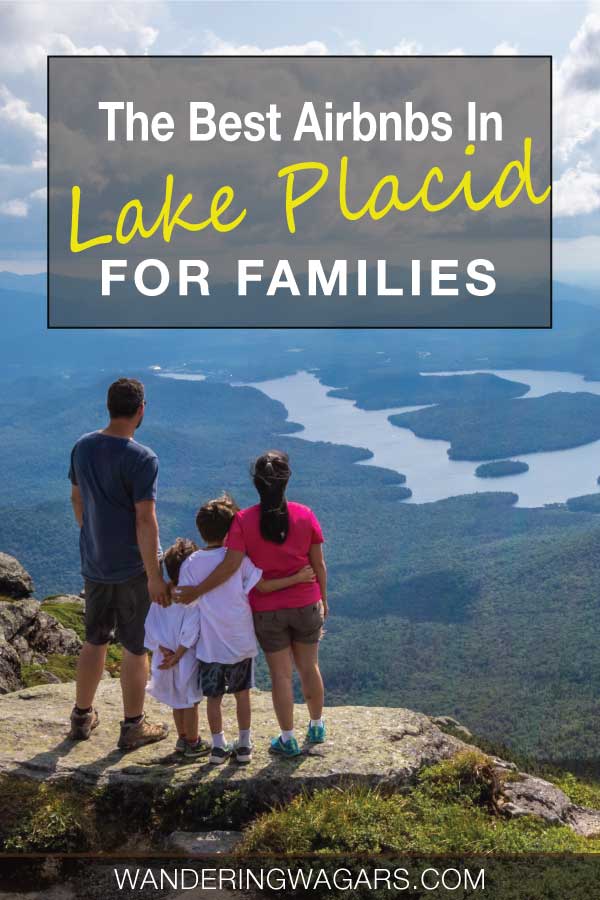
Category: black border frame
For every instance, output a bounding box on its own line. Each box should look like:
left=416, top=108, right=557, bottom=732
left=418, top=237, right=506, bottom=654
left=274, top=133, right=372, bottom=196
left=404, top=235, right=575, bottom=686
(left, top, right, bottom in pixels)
left=46, top=54, right=553, bottom=330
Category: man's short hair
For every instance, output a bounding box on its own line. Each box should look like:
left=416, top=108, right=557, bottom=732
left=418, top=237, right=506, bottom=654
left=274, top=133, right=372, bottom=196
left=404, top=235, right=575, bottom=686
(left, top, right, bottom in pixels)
left=196, top=493, right=239, bottom=544
left=107, top=378, right=145, bottom=419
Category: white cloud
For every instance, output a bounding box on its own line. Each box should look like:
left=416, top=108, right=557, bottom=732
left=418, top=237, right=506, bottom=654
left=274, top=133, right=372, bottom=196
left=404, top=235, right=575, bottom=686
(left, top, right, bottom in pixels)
left=201, top=32, right=328, bottom=56
left=0, top=198, right=28, bottom=217
left=553, top=162, right=600, bottom=216
left=553, top=11, right=600, bottom=223
left=493, top=41, right=518, bottom=55
left=0, top=2, right=167, bottom=260
left=0, top=85, right=46, bottom=143
left=555, top=14, right=600, bottom=145
left=0, top=2, right=160, bottom=73
left=375, top=39, right=422, bottom=55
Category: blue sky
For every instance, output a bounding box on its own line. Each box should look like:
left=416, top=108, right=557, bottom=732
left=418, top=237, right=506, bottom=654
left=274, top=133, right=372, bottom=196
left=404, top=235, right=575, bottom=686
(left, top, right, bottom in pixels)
left=0, top=0, right=599, bottom=286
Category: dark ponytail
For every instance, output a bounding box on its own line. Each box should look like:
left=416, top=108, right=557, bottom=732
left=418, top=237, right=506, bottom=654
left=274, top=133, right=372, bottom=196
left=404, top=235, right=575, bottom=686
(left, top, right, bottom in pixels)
left=252, top=450, right=291, bottom=544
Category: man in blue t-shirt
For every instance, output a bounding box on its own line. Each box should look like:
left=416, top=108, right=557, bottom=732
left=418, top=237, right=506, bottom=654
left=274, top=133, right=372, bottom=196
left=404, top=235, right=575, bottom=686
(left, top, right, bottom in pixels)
left=68, top=377, right=169, bottom=750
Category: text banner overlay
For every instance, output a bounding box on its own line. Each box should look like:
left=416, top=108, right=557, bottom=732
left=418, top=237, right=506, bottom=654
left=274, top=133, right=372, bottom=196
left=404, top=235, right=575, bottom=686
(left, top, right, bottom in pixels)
left=48, top=56, right=551, bottom=328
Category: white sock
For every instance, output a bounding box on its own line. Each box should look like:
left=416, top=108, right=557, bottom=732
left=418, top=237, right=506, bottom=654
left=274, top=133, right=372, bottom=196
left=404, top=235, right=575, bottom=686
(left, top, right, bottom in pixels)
left=310, top=718, right=324, bottom=729
left=238, top=729, right=252, bottom=747
left=211, top=731, right=227, bottom=749
left=281, top=729, right=295, bottom=743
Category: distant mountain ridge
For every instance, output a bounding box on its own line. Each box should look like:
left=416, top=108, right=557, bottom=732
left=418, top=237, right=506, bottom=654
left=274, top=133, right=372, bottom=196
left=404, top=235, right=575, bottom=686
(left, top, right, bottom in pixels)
left=0, top=272, right=45, bottom=294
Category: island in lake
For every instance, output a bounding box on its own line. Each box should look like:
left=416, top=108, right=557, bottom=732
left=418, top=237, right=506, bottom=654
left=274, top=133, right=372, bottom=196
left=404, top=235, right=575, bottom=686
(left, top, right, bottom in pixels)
left=475, top=459, right=529, bottom=478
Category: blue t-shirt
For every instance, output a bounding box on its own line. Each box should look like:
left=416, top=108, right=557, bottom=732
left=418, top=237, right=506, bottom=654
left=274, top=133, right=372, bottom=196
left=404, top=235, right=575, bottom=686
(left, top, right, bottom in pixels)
left=69, top=431, right=159, bottom=583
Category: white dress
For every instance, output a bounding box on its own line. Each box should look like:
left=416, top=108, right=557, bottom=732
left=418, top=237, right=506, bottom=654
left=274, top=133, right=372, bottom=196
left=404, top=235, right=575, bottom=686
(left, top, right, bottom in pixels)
left=144, top=600, right=203, bottom=709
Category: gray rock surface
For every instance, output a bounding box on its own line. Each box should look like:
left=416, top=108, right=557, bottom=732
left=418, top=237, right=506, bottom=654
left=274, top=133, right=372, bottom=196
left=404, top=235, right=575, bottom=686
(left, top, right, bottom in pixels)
left=0, top=598, right=81, bottom=681
left=0, top=639, right=21, bottom=693
left=21, top=608, right=81, bottom=659
left=568, top=806, right=600, bottom=837
left=0, top=681, right=465, bottom=801
left=500, top=773, right=573, bottom=824
left=498, top=771, right=600, bottom=835
left=0, top=552, right=34, bottom=598
left=0, top=560, right=82, bottom=693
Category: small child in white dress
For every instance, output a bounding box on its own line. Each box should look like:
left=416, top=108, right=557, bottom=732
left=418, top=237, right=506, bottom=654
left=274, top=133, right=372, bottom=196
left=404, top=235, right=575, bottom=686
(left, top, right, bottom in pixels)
left=144, top=538, right=207, bottom=758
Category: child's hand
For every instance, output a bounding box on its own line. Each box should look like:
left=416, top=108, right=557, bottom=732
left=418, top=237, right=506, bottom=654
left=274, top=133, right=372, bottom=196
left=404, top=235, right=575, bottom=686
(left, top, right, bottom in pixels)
left=295, top=565, right=317, bottom=584
left=158, top=645, right=184, bottom=669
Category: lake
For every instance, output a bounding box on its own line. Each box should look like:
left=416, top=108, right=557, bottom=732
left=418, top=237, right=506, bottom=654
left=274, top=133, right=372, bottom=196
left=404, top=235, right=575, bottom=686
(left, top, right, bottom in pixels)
left=246, top=369, right=600, bottom=507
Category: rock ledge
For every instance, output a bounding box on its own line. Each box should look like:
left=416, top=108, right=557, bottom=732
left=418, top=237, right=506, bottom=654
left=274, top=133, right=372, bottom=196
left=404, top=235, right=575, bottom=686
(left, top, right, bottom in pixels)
left=0, top=680, right=599, bottom=839
left=0, top=681, right=463, bottom=799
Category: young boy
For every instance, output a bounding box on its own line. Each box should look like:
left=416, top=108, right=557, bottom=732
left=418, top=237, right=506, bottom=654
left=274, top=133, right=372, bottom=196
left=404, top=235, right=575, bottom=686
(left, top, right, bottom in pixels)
left=172, top=494, right=315, bottom=765
left=144, top=538, right=208, bottom=758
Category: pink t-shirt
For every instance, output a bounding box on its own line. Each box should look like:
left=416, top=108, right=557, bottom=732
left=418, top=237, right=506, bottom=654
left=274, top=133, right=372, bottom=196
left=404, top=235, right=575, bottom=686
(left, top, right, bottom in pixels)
left=226, top=501, right=324, bottom=612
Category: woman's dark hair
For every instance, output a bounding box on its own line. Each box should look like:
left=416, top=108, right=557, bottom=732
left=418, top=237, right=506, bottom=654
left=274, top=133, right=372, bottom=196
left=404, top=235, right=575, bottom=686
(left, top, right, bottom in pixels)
left=252, top=450, right=291, bottom=544
left=163, top=537, right=198, bottom=585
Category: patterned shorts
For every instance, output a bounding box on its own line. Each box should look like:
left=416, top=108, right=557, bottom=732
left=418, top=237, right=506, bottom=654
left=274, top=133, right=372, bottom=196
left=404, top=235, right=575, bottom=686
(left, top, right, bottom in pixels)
left=198, top=657, right=254, bottom=697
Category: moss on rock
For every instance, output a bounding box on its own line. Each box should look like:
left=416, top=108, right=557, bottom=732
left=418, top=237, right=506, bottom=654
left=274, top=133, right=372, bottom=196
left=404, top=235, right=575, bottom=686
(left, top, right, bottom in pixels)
left=40, top=597, right=123, bottom=677
left=0, top=776, right=99, bottom=852
left=40, top=599, right=85, bottom=640
left=239, top=751, right=600, bottom=856
left=21, top=654, right=79, bottom=687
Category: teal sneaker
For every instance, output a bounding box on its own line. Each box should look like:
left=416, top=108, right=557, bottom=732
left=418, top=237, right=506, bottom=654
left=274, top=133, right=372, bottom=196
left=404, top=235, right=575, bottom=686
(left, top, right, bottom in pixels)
left=307, top=721, right=326, bottom=744
left=269, top=735, right=302, bottom=757
left=175, top=736, right=187, bottom=754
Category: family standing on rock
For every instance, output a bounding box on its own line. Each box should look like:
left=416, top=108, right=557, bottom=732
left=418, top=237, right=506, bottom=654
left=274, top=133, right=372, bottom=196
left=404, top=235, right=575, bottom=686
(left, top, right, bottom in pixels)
left=67, top=377, right=328, bottom=762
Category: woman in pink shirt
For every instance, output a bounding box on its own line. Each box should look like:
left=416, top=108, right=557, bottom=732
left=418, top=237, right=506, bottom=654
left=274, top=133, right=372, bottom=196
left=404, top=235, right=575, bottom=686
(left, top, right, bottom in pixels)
left=174, top=450, right=327, bottom=757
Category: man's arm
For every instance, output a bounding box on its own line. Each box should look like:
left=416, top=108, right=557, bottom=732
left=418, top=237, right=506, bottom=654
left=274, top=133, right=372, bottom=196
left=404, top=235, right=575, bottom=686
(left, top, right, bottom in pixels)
left=255, top=565, right=316, bottom=593
left=135, top=499, right=169, bottom=606
left=309, top=543, right=328, bottom=616
left=173, top=549, right=244, bottom=604
left=71, top=484, right=84, bottom=528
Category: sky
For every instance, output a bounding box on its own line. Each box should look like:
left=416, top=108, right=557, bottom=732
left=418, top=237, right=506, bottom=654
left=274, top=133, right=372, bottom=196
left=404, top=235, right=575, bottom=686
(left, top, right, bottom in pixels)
left=0, top=0, right=599, bottom=287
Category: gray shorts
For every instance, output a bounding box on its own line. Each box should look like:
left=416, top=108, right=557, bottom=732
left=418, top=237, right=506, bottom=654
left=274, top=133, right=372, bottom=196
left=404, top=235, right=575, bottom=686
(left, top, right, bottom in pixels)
left=84, top=572, right=150, bottom=655
left=253, top=601, right=325, bottom=654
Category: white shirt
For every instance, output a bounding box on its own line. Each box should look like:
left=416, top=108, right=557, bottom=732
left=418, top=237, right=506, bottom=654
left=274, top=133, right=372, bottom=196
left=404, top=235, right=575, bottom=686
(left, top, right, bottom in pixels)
left=179, top=547, right=262, bottom=665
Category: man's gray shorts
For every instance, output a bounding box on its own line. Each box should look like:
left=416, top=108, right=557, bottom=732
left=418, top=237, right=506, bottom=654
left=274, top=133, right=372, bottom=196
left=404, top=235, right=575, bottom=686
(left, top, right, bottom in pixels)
left=84, top=572, right=150, bottom=655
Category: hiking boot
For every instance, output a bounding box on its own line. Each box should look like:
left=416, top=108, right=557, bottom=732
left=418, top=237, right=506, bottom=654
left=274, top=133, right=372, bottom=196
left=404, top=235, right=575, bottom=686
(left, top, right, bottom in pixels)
left=269, top=735, right=301, bottom=757
left=117, top=714, right=169, bottom=751
left=68, top=706, right=99, bottom=741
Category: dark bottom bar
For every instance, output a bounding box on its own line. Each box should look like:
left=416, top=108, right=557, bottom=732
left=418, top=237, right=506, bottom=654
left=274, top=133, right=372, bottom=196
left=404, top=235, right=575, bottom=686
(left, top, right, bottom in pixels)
left=0, top=855, right=598, bottom=899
